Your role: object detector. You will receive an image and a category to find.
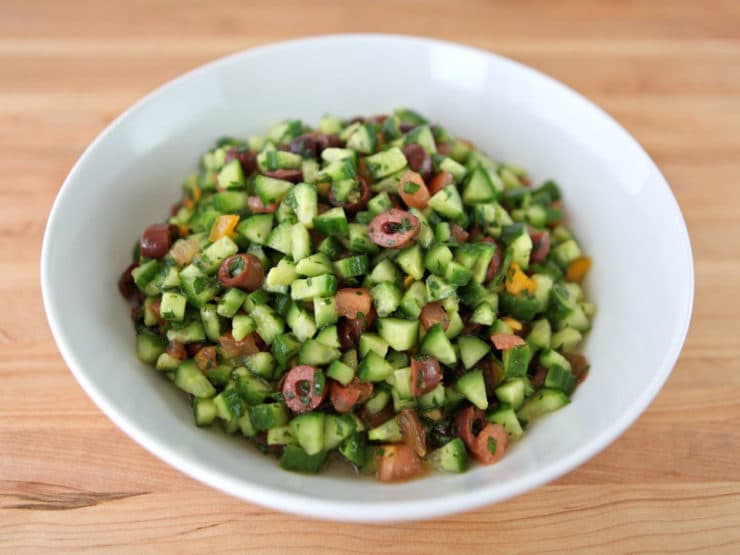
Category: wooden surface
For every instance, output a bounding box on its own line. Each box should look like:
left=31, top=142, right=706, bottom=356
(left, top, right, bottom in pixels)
left=2, top=1, right=740, bottom=552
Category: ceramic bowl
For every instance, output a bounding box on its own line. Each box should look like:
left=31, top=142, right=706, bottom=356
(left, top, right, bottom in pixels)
left=41, top=34, right=693, bottom=522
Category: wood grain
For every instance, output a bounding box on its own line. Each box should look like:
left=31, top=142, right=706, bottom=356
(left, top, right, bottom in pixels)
left=2, top=0, right=740, bottom=552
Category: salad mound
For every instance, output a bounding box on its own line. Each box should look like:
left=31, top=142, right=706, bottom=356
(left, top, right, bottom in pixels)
left=119, top=108, right=595, bottom=481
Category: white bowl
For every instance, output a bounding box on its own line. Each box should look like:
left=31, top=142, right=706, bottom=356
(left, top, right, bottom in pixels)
left=41, top=34, right=693, bottom=522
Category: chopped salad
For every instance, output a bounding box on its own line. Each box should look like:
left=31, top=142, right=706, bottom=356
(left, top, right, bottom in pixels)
left=119, top=108, right=595, bottom=481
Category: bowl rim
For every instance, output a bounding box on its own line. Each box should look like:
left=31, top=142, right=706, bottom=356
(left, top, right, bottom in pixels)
left=40, top=33, right=694, bottom=522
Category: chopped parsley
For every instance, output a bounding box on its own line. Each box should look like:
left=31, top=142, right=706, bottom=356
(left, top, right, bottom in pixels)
left=403, top=182, right=420, bottom=194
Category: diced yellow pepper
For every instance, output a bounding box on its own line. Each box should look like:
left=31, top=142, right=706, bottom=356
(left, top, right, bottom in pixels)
left=501, top=316, right=522, bottom=331
left=209, top=214, right=240, bottom=241
left=566, top=256, right=592, bottom=283
left=504, top=262, right=536, bottom=295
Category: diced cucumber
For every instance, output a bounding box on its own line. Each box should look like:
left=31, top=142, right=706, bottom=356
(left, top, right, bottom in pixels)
left=216, top=288, right=248, bottom=318
left=244, top=352, right=276, bottom=379
left=291, top=274, right=338, bottom=300
left=265, top=221, right=293, bottom=255
left=527, top=318, right=552, bottom=351
left=174, top=360, right=216, bottom=398
left=551, top=327, right=582, bottom=352
left=156, top=352, right=181, bottom=371
left=377, top=318, right=419, bottom=352
left=290, top=412, right=325, bottom=456
left=313, top=296, right=338, bottom=328
left=271, top=332, right=302, bottom=369
left=339, top=433, right=368, bottom=467
left=326, top=359, right=356, bottom=386
left=217, top=159, right=245, bottom=189
left=495, top=377, right=533, bottom=410
left=315, top=325, right=339, bottom=348
left=313, top=207, right=349, bottom=236
left=359, top=333, right=390, bottom=358
left=426, top=438, right=467, bottom=473
left=398, top=281, right=427, bottom=319
left=179, top=264, right=220, bottom=308
left=214, top=388, right=245, bottom=421
left=198, top=236, right=239, bottom=274
left=254, top=174, right=294, bottom=205
left=357, top=351, right=393, bottom=382
left=234, top=368, right=271, bottom=404
left=395, top=245, right=424, bottom=280
left=444, top=261, right=473, bottom=286
left=428, top=185, right=466, bottom=224
left=324, top=414, right=357, bottom=450
left=368, top=417, right=402, bottom=442
left=365, top=147, right=407, bottom=179
left=249, top=402, right=289, bottom=431
left=346, top=122, right=377, bottom=154
left=425, top=270, right=456, bottom=300
left=166, top=319, right=205, bottom=343
left=552, top=239, right=582, bottom=269
left=420, top=323, right=457, bottom=366
left=286, top=302, right=317, bottom=341
left=280, top=445, right=328, bottom=473
left=539, top=349, right=572, bottom=371
left=213, top=191, right=248, bottom=212
left=458, top=335, right=491, bottom=369
left=517, top=388, right=570, bottom=425
left=462, top=167, right=495, bottom=204
left=257, top=149, right=302, bottom=172
left=488, top=405, right=524, bottom=439
left=456, top=369, right=488, bottom=410
left=199, top=304, right=222, bottom=342
left=295, top=253, right=333, bottom=277
left=298, top=339, right=341, bottom=366
left=371, top=281, right=402, bottom=317
left=233, top=314, right=257, bottom=342
left=334, top=255, right=369, bottom=279
left=545, top=365, right=576, bottom=394
left=136, top=330, right=167, bottom=364
left=194, top=398, right=217, bottom=427
left=368, top=258, right=401, bottom=286
left=348, top=223, right=380, bottom=254
left=500, top=292, right=540, bottom=322
left=265, top=258, right=298, bottom=291
left=502, top=344, right=532, bottom=378
left=267, top=426, right=296, bottom=446
left=291, top=222, right=312, bottom=262
left=250, top=304, right=285, bottom=345
left=470, top=301, right=496, bottom=326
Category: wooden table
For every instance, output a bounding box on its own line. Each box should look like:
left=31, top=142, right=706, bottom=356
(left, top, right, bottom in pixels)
left=2, top=1, right=740, bottom=552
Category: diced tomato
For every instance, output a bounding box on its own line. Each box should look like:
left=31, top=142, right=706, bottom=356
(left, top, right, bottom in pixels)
left=410, top=355, right=443, bottom=397
left=428, top=171, right=454, bottom=196
left=490, top=333, right=526, bottom=350
left=375, top=444, right=424, bottom=482
left=194, top=346, right=218, bottom=371
left=398, top=409, right=427, bottom=457
left=329, top=378, right=373, bottom=413
left=335, top=288, right=373, bottom=319
left=219, top=331, right=260, bottom=359
left=420, top=301, right=449, bottom=331
left=450, top=224, right=469, bottom=243
left=170, top=236, right=200, bottom=266
left=247, top=195, right=279, bottom=214
left=398, top=170, right=431, bottom=209
left=165, top=340, right=187, bottom=361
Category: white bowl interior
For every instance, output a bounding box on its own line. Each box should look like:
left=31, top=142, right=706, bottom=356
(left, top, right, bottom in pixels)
left=42, top=35, right=693, bottom=522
